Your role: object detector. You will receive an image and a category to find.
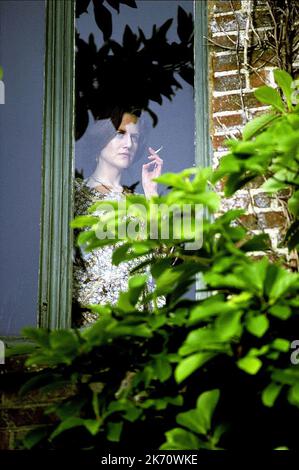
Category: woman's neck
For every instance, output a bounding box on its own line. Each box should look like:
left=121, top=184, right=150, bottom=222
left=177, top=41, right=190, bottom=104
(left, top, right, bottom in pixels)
left=89, top=159, right=123, bottom=189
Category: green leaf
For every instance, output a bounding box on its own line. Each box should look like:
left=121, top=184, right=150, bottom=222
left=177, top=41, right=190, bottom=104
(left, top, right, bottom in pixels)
left=273, top=69, right=293, bottom=110
left=189, top=301, right=233, bottom=324
left=70, top=215, right=99, bottom=228
left=50, top=417, right=101, bottom=440
left=215, top=310, right=242, bottom=341
left=128, top=274, right=148, bottom=305
left=254, top=86, right=285, bottom=112
left=240, top=233, right=271, bottom=252
left=153, top=356, right=172, bottom=382
left=237, top=356, right=262, bottom=375
left=23, top=427, right=50, bottom=449
left=262, top=382, right=283, bottom=407
left=160, top=428, right=200, bottom=450
left=22, top=327, right=50, bottom=348
left=112, top=242, right=131, bottom=265
left=284, top=220, right=299, bottom=250
left=176, top=409, right=207, bottom=435
left=288, top=190, right=299, bottom=217
left=268, top=270, right=299, bottom=302
left=271, top=368, right=299, bottom=386
left=262, top=177, right=288, bottom=192
left=49, top=330, right=79, bottom=353
left=50, top=397, right=86, bottom=420
left=268, top=305, right=291, bottom=320
left=196, top=389, right=220, bottom=433
left=248, top=345, right=269, bottom=357
left=286, top=114, right=299, bottom=129
left=123, top=404, right=142, bottom=422
left=179, top=328, right=223, bottom=356
left=19, top=373, right=62, bottom=396
left=245, top=314, right=269, bottom=338
left=5, top=342, right=39, bottom=358
left=242, top=113, right=280, bottom=140
left=107, top=422, right=123, bottom=442
left=175, top=353, right=216, bottom=383
left=288, top=383, right=299, bottom=407
left=272, top=338, right=290, bottom=352
left=212, top=424, right=228, bottom=446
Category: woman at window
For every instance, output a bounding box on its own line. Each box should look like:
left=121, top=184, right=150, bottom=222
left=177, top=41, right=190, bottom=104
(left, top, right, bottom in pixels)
left=72, top=108, right=165, bottom=327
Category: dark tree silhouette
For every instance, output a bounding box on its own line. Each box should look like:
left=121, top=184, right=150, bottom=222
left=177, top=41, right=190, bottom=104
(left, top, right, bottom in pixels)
left=75, top=0, right=194, bottom=140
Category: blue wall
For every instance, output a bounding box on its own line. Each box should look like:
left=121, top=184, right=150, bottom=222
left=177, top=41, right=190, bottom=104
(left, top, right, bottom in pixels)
left=0, top=0, right=45, bottom=335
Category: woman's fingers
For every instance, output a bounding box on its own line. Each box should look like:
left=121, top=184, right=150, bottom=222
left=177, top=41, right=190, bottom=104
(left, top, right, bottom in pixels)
left=143, top=159, right=163, bottom=167
left=143, top=161, right=156, bottom=168
left=148, top=155, right=163, bottom=162
left=149, top=146, right=159, bottom=154
left=148, top=147, right=163, bottom=160
left=147, top=156, right=163, bottom=166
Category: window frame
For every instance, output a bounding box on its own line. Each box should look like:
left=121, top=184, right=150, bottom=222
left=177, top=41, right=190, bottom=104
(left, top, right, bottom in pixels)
left=38, top=0, right=76, bottom=329
left=194, top=0, right=213, bottom=301
left=5, top=0, right=210, bottom=346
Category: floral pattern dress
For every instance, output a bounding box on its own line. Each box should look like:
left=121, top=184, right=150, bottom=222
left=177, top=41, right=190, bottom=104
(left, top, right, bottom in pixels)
left=72, top=177, right=165, bottom=327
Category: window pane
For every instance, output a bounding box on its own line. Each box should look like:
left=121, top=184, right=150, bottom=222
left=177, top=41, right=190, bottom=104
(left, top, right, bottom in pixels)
left=75, top=0, right=194, bottom=185
left=73, top=0, right=195, bottom=326
left=0, top=0, right=45, bottom=336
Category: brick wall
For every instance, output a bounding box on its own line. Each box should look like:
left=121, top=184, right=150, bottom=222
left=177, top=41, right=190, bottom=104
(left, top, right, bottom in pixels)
left=0, top=355, right=76, bottom=450
left=208, top=0, right=297, bottom=267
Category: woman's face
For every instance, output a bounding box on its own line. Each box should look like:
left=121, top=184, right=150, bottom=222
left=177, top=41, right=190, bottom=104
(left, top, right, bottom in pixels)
left=99, top=113, right=139, bottom=170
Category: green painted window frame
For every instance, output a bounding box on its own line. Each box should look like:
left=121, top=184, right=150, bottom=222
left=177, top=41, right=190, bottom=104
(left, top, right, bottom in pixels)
left=194, top=0, right=213, bottom=301
left=38, top=0, right=76, bottom=330
left=5, top=0, right=210, bottom=348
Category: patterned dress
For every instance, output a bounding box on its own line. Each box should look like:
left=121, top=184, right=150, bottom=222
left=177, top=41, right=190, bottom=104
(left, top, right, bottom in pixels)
left=72, top=177, right=165, bottom=327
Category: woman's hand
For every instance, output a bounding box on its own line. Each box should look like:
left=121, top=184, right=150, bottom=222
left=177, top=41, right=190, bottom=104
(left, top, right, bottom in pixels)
left=142, top=147, right=163, bottom=198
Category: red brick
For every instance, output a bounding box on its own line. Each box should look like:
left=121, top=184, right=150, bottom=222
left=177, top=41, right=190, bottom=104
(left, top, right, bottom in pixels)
left=212, top=91, right=266, bottom=113
left=243, top=92, right=267, bottom=109
left=209, top=34, right=238, bottom=51
left=249, top=69, right=271, bottom=88
left=0, top=406, right=56, bottom=428
left=249, top=49, right=278, bottom=68
left=212, top=53, right=239, bottom=72
left=213, top=113, right=244, bottom=130
left=211, top=13, right=247, bottom=34
left=214, top=74, right=246, bottom=92
left=212, top=134, right=231, bottom=149
left=252, top=12, right=273, bottom=29
left=248, top=108, right=271, bottom=120
left=238, top=214, right=259, bottom=230
left=0, top=430, right=11, bottom=450
left=211, top=1, right=242, bottom=14
left=212, top=93, right=242, bottom=113
left=1, top=384, right=77, bottom=407
left=258, top=211, right=286, bottom=229
left=277, top=188, right=292, bottom=199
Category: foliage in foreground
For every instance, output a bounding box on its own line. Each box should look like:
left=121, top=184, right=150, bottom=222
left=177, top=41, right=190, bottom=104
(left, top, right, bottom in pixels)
left=17, top=69, right=299, bottom=450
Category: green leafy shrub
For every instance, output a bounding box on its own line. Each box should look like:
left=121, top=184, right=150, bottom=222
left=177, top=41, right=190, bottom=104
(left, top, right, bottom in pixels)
left=18, top=70, right=299, bottom=450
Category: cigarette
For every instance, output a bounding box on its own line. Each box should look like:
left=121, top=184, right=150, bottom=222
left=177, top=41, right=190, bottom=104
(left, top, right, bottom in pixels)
left=154, top=145, right=163, bottom=154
